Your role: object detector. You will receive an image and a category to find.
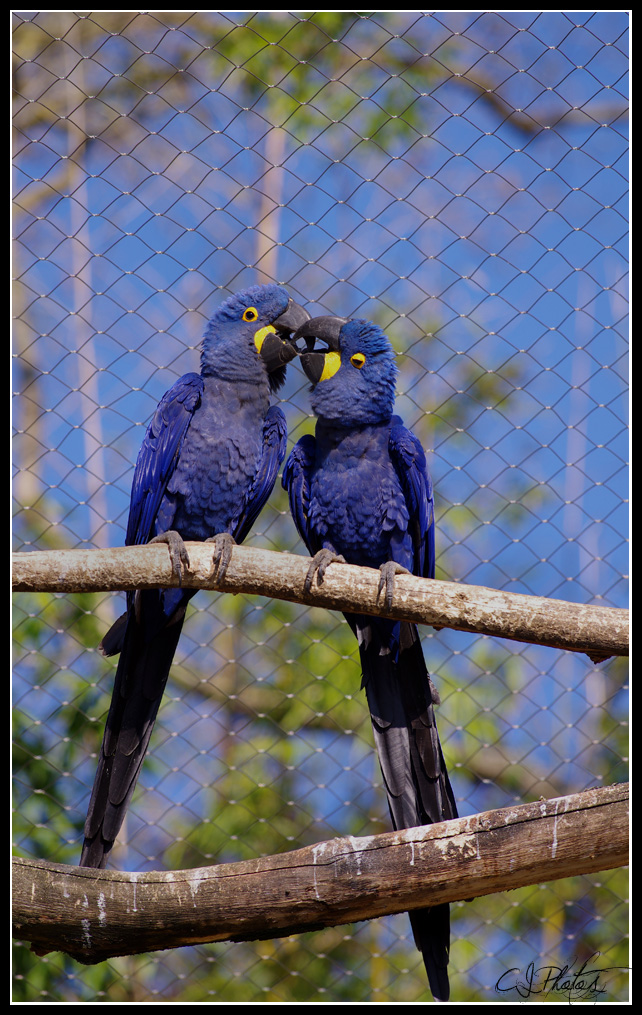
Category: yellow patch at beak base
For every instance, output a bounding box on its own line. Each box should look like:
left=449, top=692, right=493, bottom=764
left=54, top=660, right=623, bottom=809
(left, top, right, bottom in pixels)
left=254, top=324, right=276, bottom=354
left=320, top=350, right=341, bottom=381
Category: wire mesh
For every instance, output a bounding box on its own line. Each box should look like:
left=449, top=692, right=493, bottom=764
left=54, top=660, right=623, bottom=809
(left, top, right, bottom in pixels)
left=12, top=10, right=628, bottom=1003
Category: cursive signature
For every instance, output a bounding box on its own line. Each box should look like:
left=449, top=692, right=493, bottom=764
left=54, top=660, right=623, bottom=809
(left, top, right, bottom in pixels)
left=495, top=953, right=629, bottom=1001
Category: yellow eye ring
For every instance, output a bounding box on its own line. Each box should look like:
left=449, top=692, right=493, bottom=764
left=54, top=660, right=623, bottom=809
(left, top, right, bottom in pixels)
left=243, top=306, right=259, bottom=322
left=350, top=352, right=366, bottom=369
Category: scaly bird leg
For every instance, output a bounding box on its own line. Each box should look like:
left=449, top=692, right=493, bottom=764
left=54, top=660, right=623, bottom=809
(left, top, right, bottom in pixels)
left=377, top=560, right=411, bottom=611
left=304, top=547, right=347, bottom=593
left=149, top=530, right=191, bottom=585
left=205, top=531, right=236, bottom=584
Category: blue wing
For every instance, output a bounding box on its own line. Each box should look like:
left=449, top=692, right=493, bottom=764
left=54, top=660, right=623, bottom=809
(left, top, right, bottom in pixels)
left=125, top=373, right=203, bottom=547
left=389, top=417, right=435, bottom=580
left=282, top=433, right=318, bottom=553
left=232, top=404, right=288, bottom=544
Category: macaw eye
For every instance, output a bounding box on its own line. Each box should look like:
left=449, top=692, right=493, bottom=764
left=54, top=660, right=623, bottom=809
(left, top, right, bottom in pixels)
left=350, top=352, right=366, bottom=369
left=243, top=307, right=259, bottom=322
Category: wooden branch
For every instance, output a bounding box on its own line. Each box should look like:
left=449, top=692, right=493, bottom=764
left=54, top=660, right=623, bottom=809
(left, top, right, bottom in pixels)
left=12, top=783, right=628, bottom=966
left=13, top=544, right=628, bottom=661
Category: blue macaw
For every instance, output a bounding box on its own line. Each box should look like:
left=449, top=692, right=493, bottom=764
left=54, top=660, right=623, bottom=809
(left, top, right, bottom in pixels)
left=80, top=283, right=309, bottom=869
left=283, top=316, right=458, bottom=1002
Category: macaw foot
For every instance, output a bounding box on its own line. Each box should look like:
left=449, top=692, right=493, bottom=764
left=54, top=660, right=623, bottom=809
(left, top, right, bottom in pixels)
left=304, top=548, right=347, bottom=593
left=205, top=531, right=236, bottom=583
left=377, top=560, right=411, bottom=610
left=149, top=530, right=190, bottom=585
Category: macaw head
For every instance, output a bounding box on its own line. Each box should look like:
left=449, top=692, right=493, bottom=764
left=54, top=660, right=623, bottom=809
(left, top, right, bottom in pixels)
left=201, top=283, right=309, bottom=392
left=293, top=316, right=398, bottom=425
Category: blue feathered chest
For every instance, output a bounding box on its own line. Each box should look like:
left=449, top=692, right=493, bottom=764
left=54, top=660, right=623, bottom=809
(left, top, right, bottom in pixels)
left=308, top=421, right=410, bottom=568
left=162, top=376, right=270, bottom=540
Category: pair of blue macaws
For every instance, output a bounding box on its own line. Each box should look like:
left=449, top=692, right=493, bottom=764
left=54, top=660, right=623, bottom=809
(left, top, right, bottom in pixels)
left=80, top=283, right=458, bottom=1001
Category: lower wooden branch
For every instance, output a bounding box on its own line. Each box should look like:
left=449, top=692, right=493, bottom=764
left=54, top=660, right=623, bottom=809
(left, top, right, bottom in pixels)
left=12, top=783, right=628, bottom=965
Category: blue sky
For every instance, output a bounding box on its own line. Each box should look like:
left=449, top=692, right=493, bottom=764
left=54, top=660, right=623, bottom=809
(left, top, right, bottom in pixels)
left=12, top=10, right=629, bottom=1001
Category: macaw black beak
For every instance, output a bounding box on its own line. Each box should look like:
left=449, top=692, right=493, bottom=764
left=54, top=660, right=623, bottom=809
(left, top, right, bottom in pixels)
left=292, top=315, right=347, bottom=352
left=292, top=316, right=348, bottom=385
left=259, top=299, right=311, bottom=373
left=273, top=298, right=311, bottom=337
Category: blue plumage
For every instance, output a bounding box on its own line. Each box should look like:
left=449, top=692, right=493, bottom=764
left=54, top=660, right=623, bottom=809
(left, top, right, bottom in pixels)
left=80, top=283, right=307, bottom=869
left=283, top=316, right=457, bottom=1001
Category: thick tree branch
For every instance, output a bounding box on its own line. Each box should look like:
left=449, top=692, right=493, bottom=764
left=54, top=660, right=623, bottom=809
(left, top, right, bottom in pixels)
left=13, top=544, right=628, bottom=661
left=12, top=783, right=628, bottom=966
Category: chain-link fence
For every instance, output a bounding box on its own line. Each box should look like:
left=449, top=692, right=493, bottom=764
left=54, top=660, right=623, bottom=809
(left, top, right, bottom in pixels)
left=12, top=10, right=629, bottom=1003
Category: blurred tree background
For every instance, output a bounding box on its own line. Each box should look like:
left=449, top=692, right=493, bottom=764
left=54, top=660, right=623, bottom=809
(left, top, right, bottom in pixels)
left=13, top=11, right=628, bottom=1002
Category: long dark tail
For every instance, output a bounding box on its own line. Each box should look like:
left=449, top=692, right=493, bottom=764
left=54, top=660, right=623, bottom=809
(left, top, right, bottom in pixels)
left=353, top=616, right=458, bottom=1002
left=80, top=589, right=191, bottom=869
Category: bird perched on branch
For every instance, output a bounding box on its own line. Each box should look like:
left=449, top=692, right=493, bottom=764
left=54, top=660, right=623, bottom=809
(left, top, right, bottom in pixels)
left=80, top=283, right=309, bottom=869
left=282, top=315, right=458, bottom=1002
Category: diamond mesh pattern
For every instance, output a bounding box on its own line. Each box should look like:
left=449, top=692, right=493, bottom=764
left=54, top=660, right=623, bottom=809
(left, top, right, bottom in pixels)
left=13, top=11, right=628, bottom=1002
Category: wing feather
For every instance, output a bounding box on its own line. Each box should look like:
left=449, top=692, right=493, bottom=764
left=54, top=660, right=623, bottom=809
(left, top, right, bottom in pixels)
left=126, top=373, right=203, bottom=546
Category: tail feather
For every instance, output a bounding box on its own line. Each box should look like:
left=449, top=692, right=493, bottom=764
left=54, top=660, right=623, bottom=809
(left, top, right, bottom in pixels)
left=410, top=906, right=452, bottom=1003
left=80, top=592, right=189, bottom=869
left=354, top=616, right=457, bottom=1002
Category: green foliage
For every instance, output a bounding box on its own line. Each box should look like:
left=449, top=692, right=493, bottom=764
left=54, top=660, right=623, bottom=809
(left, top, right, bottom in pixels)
left=13, top=8, right=628, bottom=1005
